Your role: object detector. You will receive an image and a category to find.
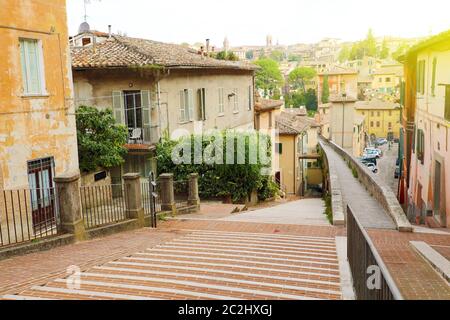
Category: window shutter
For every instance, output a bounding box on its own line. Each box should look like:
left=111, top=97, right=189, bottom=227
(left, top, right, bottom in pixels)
left=445, top=86, right=450, bottom=121
left=431, top=58, right=437, bottom=96
left=19, top=40, right=28, bottom=93
left=27, top=40, right=42, bottom=94
left=202, top=89, right=207, bottom=121
left=188, top=89, right=194, bottom=121
left=112, top=91, right=125, bottom=124
left=179, top=90, right=186, bottom=122
left=141, top=90, right=151, bottom=142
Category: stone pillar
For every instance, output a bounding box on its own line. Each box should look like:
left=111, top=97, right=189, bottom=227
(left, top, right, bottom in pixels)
left=159, top=173, right=176, bottom=214
left=188, top=173, right=200, bottom=210
left=54, top=172, right=86, bottom=241
left=123, top=173, right=145, bottom=227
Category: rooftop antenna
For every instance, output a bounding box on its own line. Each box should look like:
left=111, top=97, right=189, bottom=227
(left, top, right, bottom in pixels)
left=83, top=0, right=101, bottom=22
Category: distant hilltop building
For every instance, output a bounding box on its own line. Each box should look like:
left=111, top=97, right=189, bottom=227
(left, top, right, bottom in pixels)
left=266, top=35, right=273, bottom=47
left=223, top=36, right=229, bottom=53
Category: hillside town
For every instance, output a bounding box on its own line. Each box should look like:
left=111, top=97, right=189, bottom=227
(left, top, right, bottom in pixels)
left=0, top=0, right=449, bottom=305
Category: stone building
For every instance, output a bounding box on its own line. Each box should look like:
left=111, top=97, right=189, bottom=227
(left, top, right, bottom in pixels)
left=71, top=29, right=257, bottom=182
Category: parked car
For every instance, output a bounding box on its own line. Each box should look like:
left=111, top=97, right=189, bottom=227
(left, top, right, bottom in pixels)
left=365, top=163, right=378, bottom=174
left=360, top=157, right=377, bottom=166
left=363, top=148, right=382, bottom=159
left=376, top=138, right=388, bottom=146
left=394, top=167, right=400, bottom=179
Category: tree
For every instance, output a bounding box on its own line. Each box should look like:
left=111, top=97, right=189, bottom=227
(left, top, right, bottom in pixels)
left=288, top=54, right=301, bottom=62
left=338, top=44, right=351, bottom=63
left=270, top=50, right=284, bottom=62
left=288, top=67, right=316, bottom=93
left=321, top=75, right=330, bottom=104
left=215, top=51, right=239, bottom=61
left=304, top=89, right=318, bottom=111
left=392, top=42, right=410, bottom=61
left=76, top=106, right=128, bottom=173
left=364, top=28, right=377, bottom=57
left=379, top=38, right=390, bottom=59
left=285, top=92, right=305, bottom=108
left=253, top=58, right=284, bottom=98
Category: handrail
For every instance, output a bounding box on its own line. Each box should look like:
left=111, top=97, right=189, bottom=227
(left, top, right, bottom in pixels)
left=347, top=205, right=404, bottom=300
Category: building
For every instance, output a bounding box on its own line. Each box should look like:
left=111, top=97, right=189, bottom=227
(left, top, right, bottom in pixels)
left=317, top=67, right=358, bottom=103
left=71, top=29, right=257, bottom=182
left=275, top=110, right=321, bottom=196
left=371, top=62, right=403, bottom=95
left=355, top=99, right=401, bottom=140
left=254, top=97, right=284, bottom=131
left=399, top=30, right=450, bottom=228
left=0, top=0, right=79, bottom=191
left=345, top=56, right=382, bottom=99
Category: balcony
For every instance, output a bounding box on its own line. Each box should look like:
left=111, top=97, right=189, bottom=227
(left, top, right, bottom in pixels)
left=126, top=126, right=159, bottom=152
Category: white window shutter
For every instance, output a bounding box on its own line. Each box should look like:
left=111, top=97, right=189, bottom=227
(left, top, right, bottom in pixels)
left=112, top=91, right=125, bottom=124
left=188, top=89, right=194, bottom=121
left=19, top=40, right=28, bottom=93
left=141, top=90, right=151, bottom=142
left=179, top=90, right=185, bottom=122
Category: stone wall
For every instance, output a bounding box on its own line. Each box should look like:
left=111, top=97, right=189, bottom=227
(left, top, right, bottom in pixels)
left=319, top=141, right=345, bottom=226
left=323, top=138, right=413, bottom=232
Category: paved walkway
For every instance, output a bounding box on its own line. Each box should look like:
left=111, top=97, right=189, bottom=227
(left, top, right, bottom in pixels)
left=322, top=143, right=396, bottom=230
left=221, top=199, right=329, bottom=226
left=1, top=221, right=346, bottom=300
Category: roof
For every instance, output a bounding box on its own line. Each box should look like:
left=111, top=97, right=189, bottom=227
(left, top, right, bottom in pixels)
left=405, top=29, right=450, bottom=58
left=255, top=98, right=284, bottom=112
left=71, top=34, right=258, bottom=71
left=276, top=120, right=301, bottom=135
left=373, top=66, right=403, bottom=76
left=355, top=99, right=400, bottom=110
left=276, top=111, right=319, bottom=136
left=329, top=94, right=358, bottom=103
left=319, top=66, right=358, bottom=76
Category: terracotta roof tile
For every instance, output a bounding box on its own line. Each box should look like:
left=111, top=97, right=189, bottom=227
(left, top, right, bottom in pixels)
left=71, top=35, right=258, bottom=71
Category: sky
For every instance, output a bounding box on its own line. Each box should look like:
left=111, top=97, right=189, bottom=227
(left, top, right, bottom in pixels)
left=67, top=0, right=450, bottom=47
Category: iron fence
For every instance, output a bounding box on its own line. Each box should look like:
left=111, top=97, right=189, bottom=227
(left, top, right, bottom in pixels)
left=347, top=205, right=403, bottom=300
left=174, top=180, right=189, bottom=209
left=141, top=182, right=162, bottom=215
left=80, top=184, right=128, bottom=230
left=0, top=188, right=59, bottom=248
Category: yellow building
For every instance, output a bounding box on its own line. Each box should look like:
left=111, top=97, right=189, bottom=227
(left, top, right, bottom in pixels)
left=355, top=99, right=401, bottom=140
left=0, top=0, right=79, bottom=190
left=275, top=111, right=321, bottom=196
left=371, top=62, right=403, bottom=95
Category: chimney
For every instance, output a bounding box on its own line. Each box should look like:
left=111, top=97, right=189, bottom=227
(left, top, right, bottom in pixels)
left=206, top=39, right=210, bottom=54
left=108, top=25, right=112, bottom=38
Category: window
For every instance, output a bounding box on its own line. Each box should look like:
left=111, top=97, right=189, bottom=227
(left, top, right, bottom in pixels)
left=19, top=38, right=45, bottom=95
left=82, top=37, right=91, bottom=46
left=388, top=122, right=392, bottom=129
left=389, top=111, right=392, bottom=116
left=119, top=90, right=152, bottom=142
left=197, top=88, right=206, bottom=121
left=179, top=89, right=194, bottom=122
left=431, top=58, right=437, bottom=96
left=370, top=121, right=374, bottom=128
left=248, top=85, right=253, bottom=111
left=371, top=112, right=374, bottom=117
left=417, top=129, right=425, bottom=164
left=376, top=121, right=380, bottom=128
left=377, top=112, right=381, bottom=117
left=445, top=86, right=450, bottom=121
left=218, top=88, right=224, bottom=115
left=275, top=143, right=283, bottom=154
left=233, top=88, right=239, bottom=113
left=362, top=112, right=365, bottom=116
left=417, top=60, right=425, bottom=95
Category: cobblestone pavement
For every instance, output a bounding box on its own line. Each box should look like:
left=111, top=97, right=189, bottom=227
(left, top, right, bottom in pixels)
left=322, top=143, right=397, bottom=230
left=1, top=221, right=346, bottom=300
left=369, top=228, right=450, bottom=300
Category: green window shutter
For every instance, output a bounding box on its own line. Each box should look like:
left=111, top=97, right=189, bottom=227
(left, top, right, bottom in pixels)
left=112, top=91, right=125, bottom=124
left=141, top=90, right=151, bottom=142
left=431, top=58, right=437, bottom=96
left=445, top=86, right=450, bottom=122
left=188, top=89, right=194, bottom=121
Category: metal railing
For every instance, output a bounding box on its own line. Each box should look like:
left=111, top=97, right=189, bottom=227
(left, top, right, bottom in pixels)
left=141, top=182, right=162, bottom=215
left=347, top=205, right=403, bottom=300
left=80, top=184, right=128, bottom=230
left=0, top=188, right=59, bottom=247
left=173, top=180, right=189, bottom=209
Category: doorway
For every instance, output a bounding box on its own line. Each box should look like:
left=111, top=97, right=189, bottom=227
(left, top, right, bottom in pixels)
left=434, top=161, right=442, bottom=224
left=27, top=157, right=56, bottom=233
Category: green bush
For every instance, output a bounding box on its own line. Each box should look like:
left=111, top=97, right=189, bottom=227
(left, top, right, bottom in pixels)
left=258, top=177, right=280, bottom=201
left=156, top=131, right=277, bottom=203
